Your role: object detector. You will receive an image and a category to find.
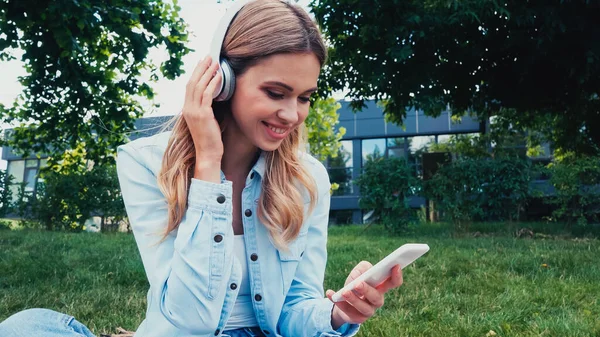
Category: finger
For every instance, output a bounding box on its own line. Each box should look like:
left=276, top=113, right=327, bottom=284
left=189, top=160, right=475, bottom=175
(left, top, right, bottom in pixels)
left=339, top=289, right=375, bottom=318
left=185, top=56, right=212, bottom=104
left=193, top=61, right=220, bottom=106
left=354, top=281, right=384, bottom=308
left=202, top=69, right=222, bottom=107
left=345, top=260, right=373, bottom=285
left=326, top=290, right=359, bottom=319
left=376, top=265, right=403, bottom=294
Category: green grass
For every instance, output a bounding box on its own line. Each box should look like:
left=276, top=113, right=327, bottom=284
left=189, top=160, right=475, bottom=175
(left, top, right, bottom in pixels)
left=1, top=224, right=599, bottom=336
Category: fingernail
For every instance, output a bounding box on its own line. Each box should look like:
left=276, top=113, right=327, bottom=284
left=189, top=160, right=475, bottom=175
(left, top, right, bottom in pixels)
left=343, top=291, right=351, bottom=298
left=355, top=282, right=364, bottom=291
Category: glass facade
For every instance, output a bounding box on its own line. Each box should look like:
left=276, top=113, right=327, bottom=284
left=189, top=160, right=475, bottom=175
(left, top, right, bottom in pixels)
left=360, top=136, right=437, bottom=177
left=408, top=136, right=435, bottom=177
left=327, top=140, right=354, bottom=196
left=5, top=158, right=47, bottom=200
left=386, top=137, right=408, bottom=158
left=361, top=138, right=386, bottom=165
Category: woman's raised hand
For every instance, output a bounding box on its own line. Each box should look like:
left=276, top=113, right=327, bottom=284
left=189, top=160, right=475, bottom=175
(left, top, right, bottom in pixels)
left=182, top=56, right=224, bottom=183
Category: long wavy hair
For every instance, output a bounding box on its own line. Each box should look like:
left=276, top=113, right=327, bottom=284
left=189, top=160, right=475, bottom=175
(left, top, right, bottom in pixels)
left=157, top=0, right=327, bottom=250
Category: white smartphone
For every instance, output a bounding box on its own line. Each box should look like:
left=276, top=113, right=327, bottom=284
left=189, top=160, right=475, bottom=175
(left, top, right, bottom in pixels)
left=331, top=243, right=430, bottom=302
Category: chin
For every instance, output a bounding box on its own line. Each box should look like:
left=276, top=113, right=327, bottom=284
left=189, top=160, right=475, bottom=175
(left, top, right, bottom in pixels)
left=255, top=137, right=286, bottom=152
left=258, top=142, right=283, bottom=152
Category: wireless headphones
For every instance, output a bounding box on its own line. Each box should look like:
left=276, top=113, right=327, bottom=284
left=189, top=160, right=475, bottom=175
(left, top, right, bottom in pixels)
left=209, top=0, right=253, bottom=101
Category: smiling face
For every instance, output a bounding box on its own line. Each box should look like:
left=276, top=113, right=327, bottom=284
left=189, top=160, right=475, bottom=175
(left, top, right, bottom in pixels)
left=225, top=52, right=321, bottom=152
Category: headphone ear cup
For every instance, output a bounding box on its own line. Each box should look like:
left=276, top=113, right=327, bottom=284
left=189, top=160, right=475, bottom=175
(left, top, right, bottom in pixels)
left=214, top=58, right=236, bottom=102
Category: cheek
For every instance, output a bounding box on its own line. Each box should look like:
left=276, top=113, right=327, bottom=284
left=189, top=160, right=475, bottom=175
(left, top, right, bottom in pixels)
left=298, top=106, right=310, bottom=123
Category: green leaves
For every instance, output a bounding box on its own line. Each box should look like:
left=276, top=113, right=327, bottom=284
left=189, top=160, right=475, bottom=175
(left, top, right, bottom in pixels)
left=0, top=0, right=191, bottom=166
left=355, top=156, right=420, bottom=232
left=0, top=169, right=14, bottom=218
left=547, top=155, right=600, bottom=228
left=14, top=163, right=126, bottom=231
left=424, top=157, right=534, bottom=230
left=312, top=0, right=600, bottom=155
left=305, top=97, right=346, bottom=161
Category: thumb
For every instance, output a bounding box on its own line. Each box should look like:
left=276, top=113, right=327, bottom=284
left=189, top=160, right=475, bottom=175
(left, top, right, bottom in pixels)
left=325, top=289, right=335, bottom=301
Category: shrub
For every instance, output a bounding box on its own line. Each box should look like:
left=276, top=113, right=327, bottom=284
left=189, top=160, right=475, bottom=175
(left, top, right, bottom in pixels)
left=0, top=169, right=14, bottom=218
left=355, top=156, right=419, bottom=232
left=547, top=156, right=600, bottom=228
left=424, top=157, right=533, bottom=230
left=15, top=164, right=126, bottom=231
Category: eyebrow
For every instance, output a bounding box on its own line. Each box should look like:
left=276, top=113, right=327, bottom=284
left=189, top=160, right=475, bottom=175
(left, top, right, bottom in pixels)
left=264, top=81, right=318, bottom=94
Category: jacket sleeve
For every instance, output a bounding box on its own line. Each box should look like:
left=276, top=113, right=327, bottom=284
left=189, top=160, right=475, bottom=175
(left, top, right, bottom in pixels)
left=277, top=162, right=360, bottom=337
left=116, top=144, right=234, bottom=335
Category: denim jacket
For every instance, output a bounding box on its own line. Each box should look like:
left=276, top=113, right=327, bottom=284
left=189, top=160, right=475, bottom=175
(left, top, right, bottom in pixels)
left=116, top=131, right=360, bottom=337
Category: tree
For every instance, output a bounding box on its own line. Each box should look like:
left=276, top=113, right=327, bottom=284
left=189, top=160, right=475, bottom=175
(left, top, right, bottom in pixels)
left=312, top=0, right=600, bottom=155
left=305, top=97, right=346, bottom=161
left=0, top=0, right=191, bottom=165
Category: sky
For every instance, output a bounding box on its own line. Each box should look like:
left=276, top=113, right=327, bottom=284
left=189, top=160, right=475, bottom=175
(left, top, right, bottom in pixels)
left=0, top=0, right=314, bottom=170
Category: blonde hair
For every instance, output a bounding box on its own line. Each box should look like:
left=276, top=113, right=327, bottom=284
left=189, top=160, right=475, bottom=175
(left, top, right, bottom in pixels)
left=157, top=0, right=327, bottom=249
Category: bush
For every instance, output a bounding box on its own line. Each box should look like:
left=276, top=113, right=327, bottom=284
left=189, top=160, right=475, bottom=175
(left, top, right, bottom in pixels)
left=355, top=156, right=419, bottom=232
left=547, top=156, right=600, bottom=228
left=0, top=169, right=14, bottom=218
left=15, top=164, right=126, bottom=231
left=424, top=157, right=533, bottom=230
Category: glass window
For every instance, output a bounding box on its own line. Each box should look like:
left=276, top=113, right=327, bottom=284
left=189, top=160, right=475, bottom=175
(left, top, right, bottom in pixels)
left=408, top=136, right=435, bottom=177
left=362, top=138, right=386, bottom=165
left=25, top=159, right=38, bottom=168
left=7, top=160, right=25, bottom=183
left=24, top=168, right=38, bottom=192
left=330, top=168, right=353, bottom=196
left=329, top=141, right=353, bottom=168
left=328, top=140, right=354, bottom=196
left=387, top=137, right=407, bottom=160
left=437, top=134, right=452, bottom=144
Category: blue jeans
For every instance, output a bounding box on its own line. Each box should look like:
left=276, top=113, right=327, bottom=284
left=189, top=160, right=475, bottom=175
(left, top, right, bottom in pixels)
left=0, top=309, right=265, bottom=337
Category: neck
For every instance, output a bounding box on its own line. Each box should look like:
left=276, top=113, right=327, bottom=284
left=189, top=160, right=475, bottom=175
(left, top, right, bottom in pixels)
left=221, top=125, right=259, bottom=178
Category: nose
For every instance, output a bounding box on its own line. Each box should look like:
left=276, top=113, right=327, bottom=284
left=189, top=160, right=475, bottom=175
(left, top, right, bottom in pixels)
left=276, top=100, right=299, bottom=125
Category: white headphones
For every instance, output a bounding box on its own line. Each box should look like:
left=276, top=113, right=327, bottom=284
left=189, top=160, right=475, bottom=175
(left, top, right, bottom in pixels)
left=209, top=0, right=253, bottom=101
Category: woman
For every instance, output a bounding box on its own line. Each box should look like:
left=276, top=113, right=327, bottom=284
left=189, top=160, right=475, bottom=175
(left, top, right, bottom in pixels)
left=0, top=1, right=403, bottom=336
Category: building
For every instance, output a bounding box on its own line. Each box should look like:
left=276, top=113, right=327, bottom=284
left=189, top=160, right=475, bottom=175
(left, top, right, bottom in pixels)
left=325, top=101, right=482, bottom=224
left=2, top=101, right=483, bottom=223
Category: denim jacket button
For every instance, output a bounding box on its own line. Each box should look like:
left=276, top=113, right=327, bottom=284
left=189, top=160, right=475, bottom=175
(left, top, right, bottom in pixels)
left=214, top=329, right=220, bottom=336
left=216, top=194, right=226, bottom=204
left=214, top=235, right=223, bottom=243
left=230, top=283, right=237, bottom=290
left=250, top=253, right=258, bottom=261
left=254, top=294, right=262, bottom=301
left=244, top=209, right=252, bottom=217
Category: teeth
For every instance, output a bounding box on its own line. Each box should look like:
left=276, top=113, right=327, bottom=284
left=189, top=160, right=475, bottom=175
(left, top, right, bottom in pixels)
left=268, top=125, right=286, bottom=134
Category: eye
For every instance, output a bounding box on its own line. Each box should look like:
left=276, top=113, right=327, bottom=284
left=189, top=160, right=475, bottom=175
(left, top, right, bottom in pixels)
left=266, top=90, right=284, bottom=100
left=298, top=96, right=311, bottom=104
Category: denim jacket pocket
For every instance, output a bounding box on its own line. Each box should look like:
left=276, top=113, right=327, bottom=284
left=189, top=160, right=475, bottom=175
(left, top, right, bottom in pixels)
left=277, top=230, right=308, bottom=295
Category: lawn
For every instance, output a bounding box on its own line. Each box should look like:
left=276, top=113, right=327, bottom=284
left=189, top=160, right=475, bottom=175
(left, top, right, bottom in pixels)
left=1, top=224, right=599, bottom=337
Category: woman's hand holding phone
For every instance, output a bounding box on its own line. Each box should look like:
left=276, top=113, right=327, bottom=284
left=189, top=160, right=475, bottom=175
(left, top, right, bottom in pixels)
left=326, top=261, right=403, bottom=329
left=182, top=56, right=223, bottom=183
